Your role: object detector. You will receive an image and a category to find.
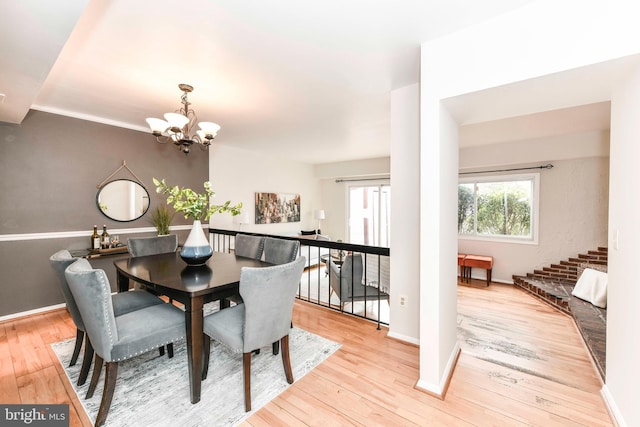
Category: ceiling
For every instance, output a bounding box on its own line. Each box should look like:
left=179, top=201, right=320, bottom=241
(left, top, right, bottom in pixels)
left=1, top=0, right=618, bottom=164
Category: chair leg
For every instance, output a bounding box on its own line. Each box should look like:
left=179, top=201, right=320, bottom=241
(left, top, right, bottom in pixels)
left=158, top=346, right=165, bottom=356
left=78, top=338, right=94, bottom=386
left=86, top=354, right=103, bottom=399
left=70, top=329, right=84, bottom=367
left=272, top=341, right=279, bottom=355
left=167, top=343, right=174, bottom=358
left=243, top=352, right=252, bottom=412
left=202, top=335, right=211, bottom=380
left=280, top=335, right=294, bottom=384
left=95, top=362, right=118, bottom=427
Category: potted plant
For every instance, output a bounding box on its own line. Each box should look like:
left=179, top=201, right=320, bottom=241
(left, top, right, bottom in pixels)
left=153, top=178, right=243, bottom=265
left=151, top=205, right=174, bottom=236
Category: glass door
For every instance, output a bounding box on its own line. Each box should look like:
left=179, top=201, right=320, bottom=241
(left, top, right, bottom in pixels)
left=348, top=183, right=390, bottom=246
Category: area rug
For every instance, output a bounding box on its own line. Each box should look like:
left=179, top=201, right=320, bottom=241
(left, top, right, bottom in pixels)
left=52, top=327, right=340, bottom=426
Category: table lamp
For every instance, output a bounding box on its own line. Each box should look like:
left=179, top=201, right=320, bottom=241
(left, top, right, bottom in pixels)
left=314, top=209, right=325, bottom=234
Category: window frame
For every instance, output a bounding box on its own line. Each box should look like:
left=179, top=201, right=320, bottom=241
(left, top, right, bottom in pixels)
left=458, top=172, right=540, bottom=245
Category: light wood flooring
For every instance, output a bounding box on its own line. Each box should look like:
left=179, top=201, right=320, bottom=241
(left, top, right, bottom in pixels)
left=0, top=282, right=612, bottom=426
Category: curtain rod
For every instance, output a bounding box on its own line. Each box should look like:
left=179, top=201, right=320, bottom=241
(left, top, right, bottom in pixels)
left=335, top=175, right=390, bottom=183
left=459, top=163, right=554, bottom=175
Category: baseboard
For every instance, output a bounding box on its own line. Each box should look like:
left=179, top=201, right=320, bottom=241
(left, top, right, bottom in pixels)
left=0, top=303, right=66, bottom=324
left=465, top=274, right=513, bottom=285
left=414, top=343, right=461, bottom=399
left=386, top=330, right=420, bottom=346
left=601, top=385, right=626, bottom=427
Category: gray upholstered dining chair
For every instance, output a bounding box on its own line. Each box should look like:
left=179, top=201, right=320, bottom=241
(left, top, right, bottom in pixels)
left=262, top=237, right=301, bottom=354
left=328, top=253, right=389, bottom=307
left=228, top=234, right=266, bottom=305
left=128, top=234, right=179, bottom=308
left=201, top=256, right=306, bottom=412
left=263, top=237, right=300, bottom=265
left=234, top=234, right=265, bottom=259
left=127, top=234, right=178, bottom=257
left=49, top=250, right=167, bottom=386
left=65, top=258, right=186, bottom=427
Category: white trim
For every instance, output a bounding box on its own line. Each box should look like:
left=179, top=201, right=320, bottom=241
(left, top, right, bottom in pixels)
left=31, top=104, right=149, bottom=133
left=387, top=331, right=420, bottom=346
left=601, top=385, right=626, bottom=427
left=458, top=234, right=539, bottom=246
left=0, top=303, right=66, bottom=323
left=464, top=275, right=514, bottom=285
left=415, top=343, right=461, bottom=397
left=0, top=225, right=194, bottom=242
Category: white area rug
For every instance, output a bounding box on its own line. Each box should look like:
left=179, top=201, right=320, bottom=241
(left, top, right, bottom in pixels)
left=52, top=327, right=339, bottom=426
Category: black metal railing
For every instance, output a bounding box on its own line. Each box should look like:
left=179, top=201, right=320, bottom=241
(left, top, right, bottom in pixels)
left=209, top=228, right=390, bottom=329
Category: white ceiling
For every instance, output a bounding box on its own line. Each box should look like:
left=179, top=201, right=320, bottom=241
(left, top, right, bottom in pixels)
left=1, top=0, right=619, bottom=164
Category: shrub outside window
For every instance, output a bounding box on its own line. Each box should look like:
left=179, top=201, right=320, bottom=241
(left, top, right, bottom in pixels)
left=458, top=173, right=539, bottom=244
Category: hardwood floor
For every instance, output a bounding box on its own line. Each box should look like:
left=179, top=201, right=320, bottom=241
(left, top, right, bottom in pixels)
left=0, top=282, right=612, bottom=426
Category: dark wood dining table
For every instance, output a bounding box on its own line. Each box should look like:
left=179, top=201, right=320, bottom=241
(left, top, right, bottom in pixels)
left=113, top=251, right=270, bottom=404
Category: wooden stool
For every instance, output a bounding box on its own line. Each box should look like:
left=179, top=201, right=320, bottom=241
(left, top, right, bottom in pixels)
left=458, top=254, right=467, bottom=281
left=463, top=255, right=493, bottom=286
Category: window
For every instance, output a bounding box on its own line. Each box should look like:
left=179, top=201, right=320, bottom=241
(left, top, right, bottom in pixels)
left=458, top=173, right=539, bottom=244
left=348, top=183, right=390, bottom=246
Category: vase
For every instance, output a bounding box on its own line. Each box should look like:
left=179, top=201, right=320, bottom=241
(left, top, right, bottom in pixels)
left=180, top=220, right=213, bottom=266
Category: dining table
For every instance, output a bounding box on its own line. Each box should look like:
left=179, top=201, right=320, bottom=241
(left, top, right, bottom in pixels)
left=113, top=251, right=270, bottom=404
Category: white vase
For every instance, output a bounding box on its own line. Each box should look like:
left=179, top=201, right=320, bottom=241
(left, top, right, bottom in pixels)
left=180, top=220, right=213, bottom=266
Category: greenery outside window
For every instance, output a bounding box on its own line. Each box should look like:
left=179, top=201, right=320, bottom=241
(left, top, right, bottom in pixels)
left=458, top=173, right=539, bottom=244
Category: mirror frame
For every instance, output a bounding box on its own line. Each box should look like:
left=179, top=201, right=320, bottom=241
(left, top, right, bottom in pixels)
left=96, top=179, right=150, bottom=222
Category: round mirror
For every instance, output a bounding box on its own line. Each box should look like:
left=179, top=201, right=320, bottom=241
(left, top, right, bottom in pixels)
left=96, top=179, right=150, bottom=222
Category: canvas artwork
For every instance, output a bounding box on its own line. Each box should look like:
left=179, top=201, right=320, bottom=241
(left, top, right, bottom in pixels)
left=255, top=192, right=300, bottom=224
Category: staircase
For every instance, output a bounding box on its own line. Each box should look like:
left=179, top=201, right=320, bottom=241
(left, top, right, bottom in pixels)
left=512, top=247, right=608, bottom=380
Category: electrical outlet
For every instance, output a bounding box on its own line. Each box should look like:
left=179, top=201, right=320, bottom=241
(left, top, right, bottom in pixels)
left=399, top=294, right=408, bottom=306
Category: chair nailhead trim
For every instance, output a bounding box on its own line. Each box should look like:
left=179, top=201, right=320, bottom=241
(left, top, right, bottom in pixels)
left=98, top=272, right=116, bottom=349
left=113, top=336, right=185, bottom=362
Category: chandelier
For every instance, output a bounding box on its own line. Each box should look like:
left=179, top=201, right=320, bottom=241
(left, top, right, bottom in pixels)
left=145, top=84, right=220, bottom=154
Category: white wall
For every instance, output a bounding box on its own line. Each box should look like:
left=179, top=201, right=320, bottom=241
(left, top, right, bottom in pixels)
left=459, top=130, right=610, bottom=169
left=424, top=0, right=640, bottom=102
left=317, top=179, right=347, bottom=241
left=315, top=157, right=390, bottom=241
left=389, top=84, right=420, bottom=343
left=419, top=0, right=640, bottom=417
left=605, top=63, right=640, bottom=427
left=459, top=152, right=609, bottom=283
left=314, top=157, right=390, bottom=180
left=208, top=144, right=320, bottom=235
left=416, top=83, right=461, bottom=394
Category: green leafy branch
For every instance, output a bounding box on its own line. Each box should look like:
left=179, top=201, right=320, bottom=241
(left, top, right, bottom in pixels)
left=153, top=178, right=243, bottom=222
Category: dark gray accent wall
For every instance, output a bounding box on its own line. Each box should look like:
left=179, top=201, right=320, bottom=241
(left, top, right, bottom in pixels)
left=0, top=110, right=208, bottom=316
